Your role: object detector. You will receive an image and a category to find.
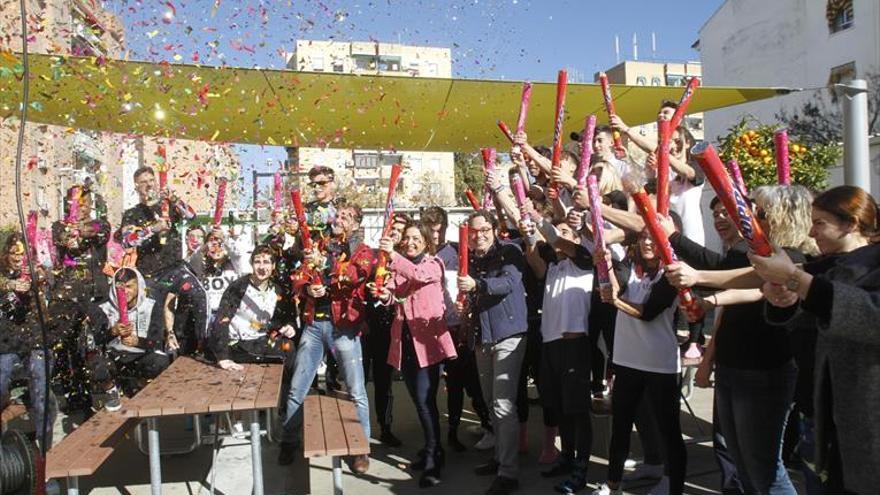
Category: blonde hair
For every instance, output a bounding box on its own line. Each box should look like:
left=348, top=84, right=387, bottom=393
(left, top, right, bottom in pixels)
left=591, top=161, right=624, bottom=195
left=752, top=185, right=820, bottom=256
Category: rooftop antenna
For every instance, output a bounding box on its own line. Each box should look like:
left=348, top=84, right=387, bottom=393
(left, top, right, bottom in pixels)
left=632, top=32, right=638, bottom=61
left=614, top=35, right=620, bottom=64
left=651, top=32, right=657, bottom=59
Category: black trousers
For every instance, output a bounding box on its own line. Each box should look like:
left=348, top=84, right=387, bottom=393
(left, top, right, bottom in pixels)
left=540, top=337, right=592, bottom=461
left=445, top=341, right=491, bottom=432
left=608, top=365, right=687, bottom=495
left=149, top=264, right=207, bottom=356
left=87, top=349, right=171, bottom=396
left=362, top=326, right=394, bottom=429
left=402, top=331, right=443, bottom=470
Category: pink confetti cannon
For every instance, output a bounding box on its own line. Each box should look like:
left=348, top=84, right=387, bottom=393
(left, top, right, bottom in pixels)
left=480, top=148, right=497, bottom=209
left=598, top=72, right=627, bottom=159
left=213, top=178, right=227, bottom=227
left=692, top=142, right=772, bottom=256
left=548, top=70, right=568, bottom=199
left=157, top=144, right=170, bottom=221
left=509, top=174, right=530, bottom=222
left=116, top=285, right=130, bottom=325
left=656, top=118, right=672, bottom=216
left=669, top=77, right=700, bottom=131
left=587, top=174, right=610, bottom=287
left=726, top=159, right=748, bottom=197
left=273, top=171, right=283, bottom=212
left=575, top=115, right=597, bottom=187
left=774, top=129, right=791, bottom=185
left=516, top=82, right=532, bottom=135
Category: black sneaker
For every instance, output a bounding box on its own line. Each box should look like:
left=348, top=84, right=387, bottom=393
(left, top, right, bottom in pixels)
left=474, top=459, right=500, bottom=476
left=554, top=467, right=588, bottom=494
left=277, top=442, right=296, bottom=465
left=447, top=432, right=466, bottom=452
left=380, top=429, right=403, bottom=447
left=419, top=468, right=442, bottom=488
left=541, top=456, right=574, bottom=478
left=485, top=476, right=519, bottom=495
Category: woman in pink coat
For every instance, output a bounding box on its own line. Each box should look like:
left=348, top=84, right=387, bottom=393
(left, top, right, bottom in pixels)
left=377, top=221, right=457, bottom=488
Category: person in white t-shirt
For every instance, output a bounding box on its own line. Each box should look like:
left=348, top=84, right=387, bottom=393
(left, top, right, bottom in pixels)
left=590, top=230, right=687, bottom=495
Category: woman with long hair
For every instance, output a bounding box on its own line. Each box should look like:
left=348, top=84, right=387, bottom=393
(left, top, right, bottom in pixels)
left=751, top=185, right=880, bottom=494
left=377, top=221, right=458, bottom=488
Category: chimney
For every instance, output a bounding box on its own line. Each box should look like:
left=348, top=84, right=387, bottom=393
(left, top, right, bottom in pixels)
left=614, top=35, right=620, bottom=64
left=651, top=32, right=657, bottom=59
left=632, top=33, right=638, bottom=61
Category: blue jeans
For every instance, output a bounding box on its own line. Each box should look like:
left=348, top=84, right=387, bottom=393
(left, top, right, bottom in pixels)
left=0, top=351, right=57, bottom=446
left=715, top=361, right=797, bottom=495
left=282, top=320, right=370, bottom=442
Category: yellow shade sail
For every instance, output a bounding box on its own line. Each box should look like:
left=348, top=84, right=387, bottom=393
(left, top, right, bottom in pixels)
left=0, top=52, right=790, bottom=151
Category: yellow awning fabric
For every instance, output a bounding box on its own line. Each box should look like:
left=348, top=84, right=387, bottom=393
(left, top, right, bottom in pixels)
left=0, top=52, right=790, bottom=151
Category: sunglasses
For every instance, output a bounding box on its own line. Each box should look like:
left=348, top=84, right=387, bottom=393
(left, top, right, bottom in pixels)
left=309, top=180, right=332, bottom=188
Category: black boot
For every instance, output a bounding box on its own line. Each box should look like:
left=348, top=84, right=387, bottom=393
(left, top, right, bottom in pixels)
left=380, top=426, right=403, bottom=447
left=447, top=430, right=466, bottom=452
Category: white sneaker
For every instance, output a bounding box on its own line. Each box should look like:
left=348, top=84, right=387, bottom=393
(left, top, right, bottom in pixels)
left=624, top=458, right=637, bottom=469
left=474, top=431, right=496, bottom=450
left=647, top=476, right=670, bottom=495
left=590, top=483, right=622, bottom=495
left=622, top=462, right=664, bottom=481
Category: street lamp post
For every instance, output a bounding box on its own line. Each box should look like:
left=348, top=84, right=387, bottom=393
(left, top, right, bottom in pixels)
left=836, top=79, right=871, bottom=191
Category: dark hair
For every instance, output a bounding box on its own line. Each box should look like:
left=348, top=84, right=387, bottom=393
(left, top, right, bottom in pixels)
left=594, top=124, right=613, bottom=137
left=1, top=233, right=25, bottom=272
left=336, top=201, right=364, bottom=224
left=466, top=210, right=499, bottom=230
left=812, top=185, right=879, bottom=237
left=187, top=225, right=206, bottom=235
left=421, top=206, right=448, bottom=228
left=533, top=145, right=552, bottom=159
left=308, top=166, right=335, bottom=181
left=250, top=244, right=276, bottom=264
left=660, top=99, right=679, bottom=111
left=709, top=196, right=721, bottom=210
left=392, top=212, right=413, bottom=225
left=115, top=268, right=138, bottom=285
left=675, top=125, right=696, bottom=149
left=402, top=221, right=437, bottom=255
left=560, top=150, right=579, bottom=165
left=133, top=166, right=155, bottom=182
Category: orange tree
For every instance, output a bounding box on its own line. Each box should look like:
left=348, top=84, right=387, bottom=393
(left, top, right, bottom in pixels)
left=717, top=118, right=840, bottom=191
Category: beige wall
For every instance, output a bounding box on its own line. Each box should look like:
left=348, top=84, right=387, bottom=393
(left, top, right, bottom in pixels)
left=291, top=40, right=452, bottom=78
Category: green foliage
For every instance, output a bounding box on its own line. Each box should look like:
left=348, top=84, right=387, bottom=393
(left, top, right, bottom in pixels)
left=453, top=152, right=485, bottom=206
left=717, top=118, right=840, bottom=192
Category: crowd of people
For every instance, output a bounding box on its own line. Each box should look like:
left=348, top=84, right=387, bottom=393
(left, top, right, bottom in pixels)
left=1, top=101, right=878, bottom=495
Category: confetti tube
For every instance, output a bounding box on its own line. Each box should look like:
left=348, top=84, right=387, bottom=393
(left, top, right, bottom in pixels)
left=374, top=163, right=405, bottom=288
left=669, top=77, right=700, bottom=131
left=480, top=148, right=497, bottom=209
left=116, top=286, right=129, bottom=325
left=465, top=189, right=481, bottom=210
left=457, top=224, right=469, bottom=305
left=726, top=159, right=748, bottom=197
left=692, top=142, right=772, bottom=256
left=575, top=115, right=597, bottom=187
left=212, top=178, right=227, bottom=227
left=510, top=174, right=530, bottom=222
left=599, top=72, right=627, bottom=159
left=774, top=129, right=791, bottom=185
left=273, top=171, right=283, bottom=212
left=517, top=82, right=532, bottom=134
left=587, top=175, right=610, bottom=287
left=22, top=211, right=37, bottom=278
left=656, top=118, right=672, bottom=216
left=497, top=120, right=514, bottom=143
left=629, top=187, right=704, bottom=322
left=157, top=144, right=170, bottom=221
left=291, top=190, right=313, bottom=251
left=66, top=186, right=81, bottom=224
left=548, top=69, right=568, bottom=199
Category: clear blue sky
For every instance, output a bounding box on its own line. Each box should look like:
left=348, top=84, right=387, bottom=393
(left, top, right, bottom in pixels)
left=108, top=0, right=724, bottom=205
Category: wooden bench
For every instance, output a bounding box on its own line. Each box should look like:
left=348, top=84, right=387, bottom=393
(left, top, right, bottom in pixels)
left=45, top=402, right=137, bottom=495
left=303, top=393, right=370, bottom=495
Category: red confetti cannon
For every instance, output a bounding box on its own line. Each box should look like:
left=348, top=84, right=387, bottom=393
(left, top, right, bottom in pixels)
left=465, top=189, right=481, bottom=210
left=656, top=118, right=672, bottom=216
left=628, top=181, right=704, bottom=321
left=774, top=129, right=791, bottom=185
left=212, top=178, right=227, bottom=228
left=669, top=77, right=700, bottom=131
left=692, top=142, right=772, bottom=256
left=273, top=171, right=283, bottom=212
left=548, top=69, right=568, bottom=199
left=157, top=144, right=170, bottom=221
left=726, top=159, right=748, bottom=197
left=373, top=163, right=405, bottom=288
left=598, top=72, right=627, bottom=159
left=587, top=175, right=610, bottom=287
left=291, top=190, right=313, bottom=251
left=480, top=148, right=497, bottom=209
left=575, top=115, right=597, bottom=187
left=497, top=120, right=514, bottom=143
left=116, top=285, right=129, bottom=325
left=457, top=224, right=469, bottom=305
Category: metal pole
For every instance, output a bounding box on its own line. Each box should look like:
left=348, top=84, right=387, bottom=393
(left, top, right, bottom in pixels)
left=66, top=476, right=79, bottom=495
left=250, top=410, right=264, bottom=495
left=837, top=79, right=871, bottom=191
left=332, top=456, right=344, bottom=495
left=147, top=418, right=162, bottom=495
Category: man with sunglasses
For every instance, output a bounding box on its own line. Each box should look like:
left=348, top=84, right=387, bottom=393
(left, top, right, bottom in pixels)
left=304, top=166, right=339, bottom=241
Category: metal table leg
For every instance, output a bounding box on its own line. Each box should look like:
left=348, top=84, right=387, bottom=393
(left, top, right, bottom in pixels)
left=332, top=456, right=343, bottom=495
left=147, top=417, right=162, bottom=495
left=250, top=410, right=264, bottom=495
left=210, top=414, right=221, bottom=495
left=67, top=476, right=79, bottom=495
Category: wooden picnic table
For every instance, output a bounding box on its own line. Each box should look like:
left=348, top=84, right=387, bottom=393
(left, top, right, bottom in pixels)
left=121, top=356, right=284, bottom=495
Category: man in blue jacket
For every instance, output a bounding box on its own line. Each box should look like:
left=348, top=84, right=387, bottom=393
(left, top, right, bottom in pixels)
left=457, top=210, right=528, bottom=495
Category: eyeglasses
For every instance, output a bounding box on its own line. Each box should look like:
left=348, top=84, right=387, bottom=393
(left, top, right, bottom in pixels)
left=469, top=227, right=494, bottom=236
left=309, top=180, right=332, bottom=188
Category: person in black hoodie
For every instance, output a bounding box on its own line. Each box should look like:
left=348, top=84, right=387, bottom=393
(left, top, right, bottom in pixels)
left=119, top=166, right=207, bottom=355
left=0, top=233, right=57, bottom=447
left=209, top=245, right=297, bottom=371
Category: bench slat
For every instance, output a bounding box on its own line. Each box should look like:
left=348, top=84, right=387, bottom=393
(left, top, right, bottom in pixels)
left=337, top=397, right=370, bottom=456
left=320, top=396, right=350, bottom=457
left=253, top=364, right=284, bottom=410
left=207, top=366, right=247, bottom=413
left=65, top=417, right=137, bottom=477
left=232, top=364, right=267, bottom=411
left=46, top=405, right=133, bottom=479
left=302, top=395, right=326, bottom=458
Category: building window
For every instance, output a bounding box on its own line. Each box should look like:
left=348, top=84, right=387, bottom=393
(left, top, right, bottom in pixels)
left=311, top=56, right=324, bottom=72
left=353, top=151, right=403, bottom=170
left=827, top=0, right=853, bottom=33
left=378, top=56, right=402, bottom=72
left=666, top=74, right=685, bottom=86
left=828, top=61, right=856, bottom=86
left=332, top=61, right=344, bottom=72
left=651, top=76, right=662, bottom=86
left=636, top=76, right=647, bottom=86
left=426, top=62, right=438, bottom=76
left=352, top=54, right=377, bottom=71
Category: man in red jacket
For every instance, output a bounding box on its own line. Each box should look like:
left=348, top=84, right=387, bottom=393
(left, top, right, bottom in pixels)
left=279, top=203, right=374, bottom=473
